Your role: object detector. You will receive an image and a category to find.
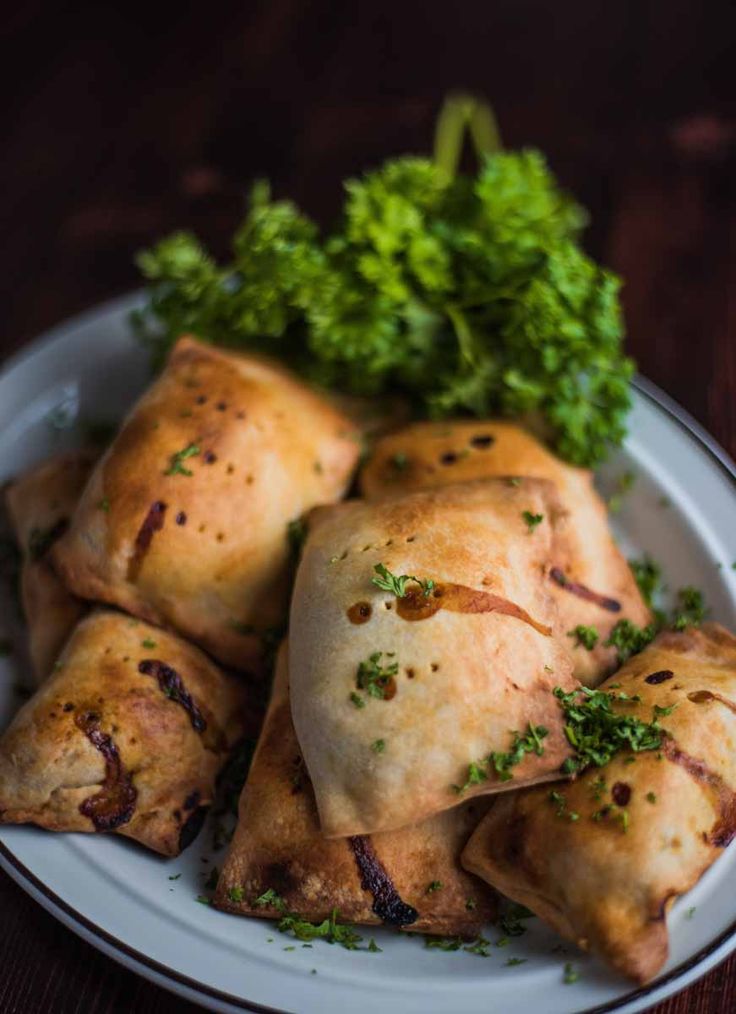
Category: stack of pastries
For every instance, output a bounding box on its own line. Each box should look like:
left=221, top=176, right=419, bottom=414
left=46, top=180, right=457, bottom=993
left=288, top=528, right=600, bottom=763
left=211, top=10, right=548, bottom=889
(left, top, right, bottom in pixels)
left=1, top=336, right=735, bottom=984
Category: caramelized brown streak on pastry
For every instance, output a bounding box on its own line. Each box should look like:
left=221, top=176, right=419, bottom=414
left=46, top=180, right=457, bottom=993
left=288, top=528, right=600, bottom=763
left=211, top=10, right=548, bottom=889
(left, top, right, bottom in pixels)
left=51, top=337, right=361, bottom=673
left=0, top=610, right=252, bottom=856
left=360, top=420, right=651, bottom=685
left=5, top=451, right=95, bottom=683
left=214, top=646, right=496, bottom=936
left=289, top=479, right=578, bottom=838
left=461, top=624, right=736, bottom=984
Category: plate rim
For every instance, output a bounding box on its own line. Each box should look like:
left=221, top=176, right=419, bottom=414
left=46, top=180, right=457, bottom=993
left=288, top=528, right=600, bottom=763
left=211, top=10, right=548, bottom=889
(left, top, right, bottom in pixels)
left=2, top=295, right=736, bottom=1014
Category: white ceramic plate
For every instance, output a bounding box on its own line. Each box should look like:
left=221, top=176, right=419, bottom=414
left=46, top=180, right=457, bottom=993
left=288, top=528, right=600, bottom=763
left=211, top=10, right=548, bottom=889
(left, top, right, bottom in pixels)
left=1, top=294, right=736, bottom=1014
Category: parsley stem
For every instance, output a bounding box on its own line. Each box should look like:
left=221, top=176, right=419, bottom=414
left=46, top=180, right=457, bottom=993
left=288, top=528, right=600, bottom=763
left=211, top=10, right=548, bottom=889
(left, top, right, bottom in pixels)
left=433, top=93, right=503, bottom=180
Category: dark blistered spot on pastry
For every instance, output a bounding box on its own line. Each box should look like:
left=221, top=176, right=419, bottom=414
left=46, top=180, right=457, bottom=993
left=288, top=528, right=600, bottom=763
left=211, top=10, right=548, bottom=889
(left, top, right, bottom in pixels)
left=178, top=805, right=208, bottom=851
left=28, top=517, right=69, bottom=561
left=349, top=835, right=418, bottom=926
left=663, top=738, right=736, bottom=847
left=470, top=434, right=495, bottom=449
left=138, top=659, right=207, bottom=732
left=549, top=567, right=622, bottom=613
left=440, top=451, right=459, bottom=465
left=396, top=582, right=552, bottom=636
left=204, top=451, right=217, bottom=464
left=75, top=711, right=137, bottom=831
left=128, top=500, right=167, bottom=580
left=347, top=602, right=372, bottom=624
left=196, top=395, right=207, bottom=405
left=687, top=690, right=736, bottom=715
left=262, top=861, right=297, bottom=897
left=645, top=670, right=674, bottom=685
left=62, top=702, right=75, bottom=712
left=176, top=511, right=187, bottom=526
left=405, top=667, right=415, bottom=679
left=216, top=401, right=227, bottom=411
left=612, top=782, right=631, bottom=806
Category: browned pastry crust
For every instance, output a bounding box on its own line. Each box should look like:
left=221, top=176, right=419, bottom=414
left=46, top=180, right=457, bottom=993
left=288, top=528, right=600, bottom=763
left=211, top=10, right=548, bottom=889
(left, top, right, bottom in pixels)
left=461, top=623, right=736, bottom=983
left=360, top=420, right=652, bottom=685
left=289, top=478, right=579, bottom=838
left=51, top=337, right=361, bottom=673
left=215, top=646, right=497, bottom=936
left=0, top=609, right=252, bottom=856
left=5, top=451, right=95, bottom=683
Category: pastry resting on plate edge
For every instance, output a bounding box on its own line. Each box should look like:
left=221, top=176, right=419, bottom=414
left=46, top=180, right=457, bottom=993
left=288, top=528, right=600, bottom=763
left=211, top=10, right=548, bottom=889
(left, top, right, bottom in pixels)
left=461, top=624, right=736, bottom=983
left=0, top=609, right=253, bottom=856
left=215, top=644, right=497, bottom=936
left=360, top=420, right=651, bottom=686
left=52, top=336, right=361, bottom=674
left=289, top=478, right=579, bottom=838
left=5, top=451, right=95, bottom=684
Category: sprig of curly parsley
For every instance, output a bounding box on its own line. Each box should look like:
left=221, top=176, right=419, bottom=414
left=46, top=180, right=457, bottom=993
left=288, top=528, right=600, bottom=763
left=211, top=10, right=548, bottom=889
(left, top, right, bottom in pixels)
left=133, top=97, right=632, bottom=467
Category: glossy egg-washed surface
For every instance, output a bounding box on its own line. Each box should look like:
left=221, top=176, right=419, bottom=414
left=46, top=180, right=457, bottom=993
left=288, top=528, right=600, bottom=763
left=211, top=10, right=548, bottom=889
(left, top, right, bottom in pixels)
left=5, top=451, right=95, bottom=684
left=463, top=625, right=736, bottom=984
left=52, top=337, right=361, bottom=674
left=361, top=420, right=651, bottom=685
left=289, top=478, right=580, bottom=838
left=215, top=647, right=497, bottom=936
left=0, top=610, right=251, bottom=855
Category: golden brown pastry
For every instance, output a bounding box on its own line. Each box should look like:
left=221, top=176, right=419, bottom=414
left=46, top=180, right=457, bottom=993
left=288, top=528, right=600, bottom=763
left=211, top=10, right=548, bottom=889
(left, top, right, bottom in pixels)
left=215, top=645, right=496, bottom=935
left=5, top=451, right=95, bottom=683
left=360, top=420, right=651, bottom=685
left=0, top=609, right=251, bottom=856
left=289, top=478, right=578, bottom=838
left=52, top=337, right=361, bottom=673
left=462, top=623, right=736, bottom=983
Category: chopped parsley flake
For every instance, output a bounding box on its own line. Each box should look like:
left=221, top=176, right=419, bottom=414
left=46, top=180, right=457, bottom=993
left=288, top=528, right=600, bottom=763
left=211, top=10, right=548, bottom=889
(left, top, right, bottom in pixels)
left=672, top=586, right=706, bottom=630
left=164, top=442, right=200, bottom=476
left=568, top=625, right=599, bottom=650
left=505, top=957, right=527, bottom=967
left=604, top=619, right=657, bottom=665
left=554, top=686, right=665, bottom=775
left=227, top=886, right=245, bottom=902
left=196, top=895, right=211, bottom=905
left=390, top=452, right=408, bottom=471
left=465, top=898, right=477, bottom=911
left=168, top=873, right=181, bottom=880
left=685, top=906, right=696, bottom=919
left=454, top=724, right=548, bottom=792
left=372, top=563, right=435, bottom=598
left=371, top=738, right=386, bottom=754
left=349, top=692, right=366, bottom=709
left=141, top=637, right=157, bottom=649
left=563, top=962, right=580, bottom=983
left=254, top=891, right=366, bottom=950
left=368, top=939, right=382, bottom=952
left=97, top=497, right=110, bottom=512
left=499, top=903, right=535, bottom=938
left=608, top=471, right=636, bottom=513
left=426, top=880, right=444, bottom=894
left=629, top=555, right=662, bottom=608
left=356, top=651, right=399, bottom=700
left=646, top=791, right=657, bottom=803
left=521, top=510, right=543, bottom=532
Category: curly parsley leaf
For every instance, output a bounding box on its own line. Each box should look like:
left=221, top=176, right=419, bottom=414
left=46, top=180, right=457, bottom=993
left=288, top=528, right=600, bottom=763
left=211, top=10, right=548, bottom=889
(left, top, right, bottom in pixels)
left=135, top=102, right=632, bottom=468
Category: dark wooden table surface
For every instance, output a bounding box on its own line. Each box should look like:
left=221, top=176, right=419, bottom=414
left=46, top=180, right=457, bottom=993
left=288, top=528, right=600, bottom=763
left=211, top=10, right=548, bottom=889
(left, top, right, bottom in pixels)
left=3, top=1, right=736, bottom=1010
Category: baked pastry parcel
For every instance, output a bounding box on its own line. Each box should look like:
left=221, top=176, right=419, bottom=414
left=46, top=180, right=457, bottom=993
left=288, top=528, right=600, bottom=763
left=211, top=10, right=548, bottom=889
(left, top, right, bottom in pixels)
left=462, top=624, right=736, bottom=983
left=289, top=478, right=579, bottom=839
left=360, top=420, right=651, bottom=686
left=0, top=609, right=251, bottom=856
left=5, top=451, right=95, bottom=684
left=52, top=336, right=360, bottom=674
left=215, top=645, right=497, bottom=936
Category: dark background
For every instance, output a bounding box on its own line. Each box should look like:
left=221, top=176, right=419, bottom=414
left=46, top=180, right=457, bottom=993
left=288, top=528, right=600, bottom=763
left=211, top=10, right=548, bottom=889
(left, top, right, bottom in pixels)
left=2, top=1, right=736, bottom=1011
